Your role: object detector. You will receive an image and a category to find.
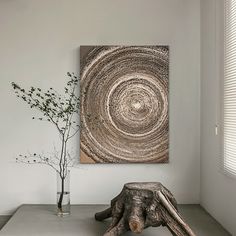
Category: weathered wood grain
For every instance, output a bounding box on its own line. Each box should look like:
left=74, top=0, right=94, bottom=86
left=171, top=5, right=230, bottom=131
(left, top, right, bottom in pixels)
left=80, top=46, right=169, bottom=163
left=95, top=182, right=196, bottom=236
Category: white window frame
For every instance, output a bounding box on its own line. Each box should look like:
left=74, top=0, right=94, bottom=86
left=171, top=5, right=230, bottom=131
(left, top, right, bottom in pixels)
left=221, top=0, right=236, bottom=177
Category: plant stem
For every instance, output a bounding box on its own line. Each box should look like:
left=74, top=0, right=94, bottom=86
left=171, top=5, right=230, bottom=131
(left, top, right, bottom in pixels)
left=58, top=176, right=65, bottom=211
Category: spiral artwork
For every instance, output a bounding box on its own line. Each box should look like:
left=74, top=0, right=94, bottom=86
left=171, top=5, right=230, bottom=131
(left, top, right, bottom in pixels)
left=80, top=46, right=169, bottom=163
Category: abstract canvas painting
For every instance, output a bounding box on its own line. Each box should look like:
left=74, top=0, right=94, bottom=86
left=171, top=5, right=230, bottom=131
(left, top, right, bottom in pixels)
left=80, top=46, right=169, bottom=163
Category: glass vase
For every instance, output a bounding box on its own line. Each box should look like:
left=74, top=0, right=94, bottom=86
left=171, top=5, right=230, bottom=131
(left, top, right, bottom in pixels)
left=57, top=170, right=70, bottom=216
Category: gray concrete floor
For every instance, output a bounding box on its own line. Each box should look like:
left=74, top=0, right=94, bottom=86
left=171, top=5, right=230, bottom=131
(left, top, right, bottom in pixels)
left=0, top=204, right=231, bottom=235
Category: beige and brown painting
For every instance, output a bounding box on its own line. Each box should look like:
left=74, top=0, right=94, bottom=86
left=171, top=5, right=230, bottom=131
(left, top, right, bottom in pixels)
left=80, top=46, right=169, bottom=163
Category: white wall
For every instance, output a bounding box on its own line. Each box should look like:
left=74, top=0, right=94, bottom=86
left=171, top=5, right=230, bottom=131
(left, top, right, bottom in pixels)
left=0, top=0, right=200, bottom=215
left=201, top=0, right=236, bottom=234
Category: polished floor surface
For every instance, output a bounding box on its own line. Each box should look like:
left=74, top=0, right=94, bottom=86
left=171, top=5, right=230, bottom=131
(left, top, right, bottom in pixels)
left=0, top=204, right=231, bottom=235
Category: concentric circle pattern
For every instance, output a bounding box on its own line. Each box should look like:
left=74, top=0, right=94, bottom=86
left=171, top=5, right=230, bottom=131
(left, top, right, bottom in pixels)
left=80, top=46, right=169, bottom=163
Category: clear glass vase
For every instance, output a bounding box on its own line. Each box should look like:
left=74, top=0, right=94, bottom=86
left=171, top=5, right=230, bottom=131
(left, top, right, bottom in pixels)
left=57, top=170, right=70, bottom=216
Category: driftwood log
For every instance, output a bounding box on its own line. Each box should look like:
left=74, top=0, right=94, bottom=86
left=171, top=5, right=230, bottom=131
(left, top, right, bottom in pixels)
left=95, top=182, right=196, bottom=236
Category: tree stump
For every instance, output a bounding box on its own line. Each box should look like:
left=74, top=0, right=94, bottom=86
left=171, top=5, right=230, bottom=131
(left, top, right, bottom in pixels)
left=95, top=182, right=196, bottom=236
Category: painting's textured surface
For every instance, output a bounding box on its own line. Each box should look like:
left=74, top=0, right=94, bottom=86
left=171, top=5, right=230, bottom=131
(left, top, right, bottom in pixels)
left=80, top=46, right=169, bottom=163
